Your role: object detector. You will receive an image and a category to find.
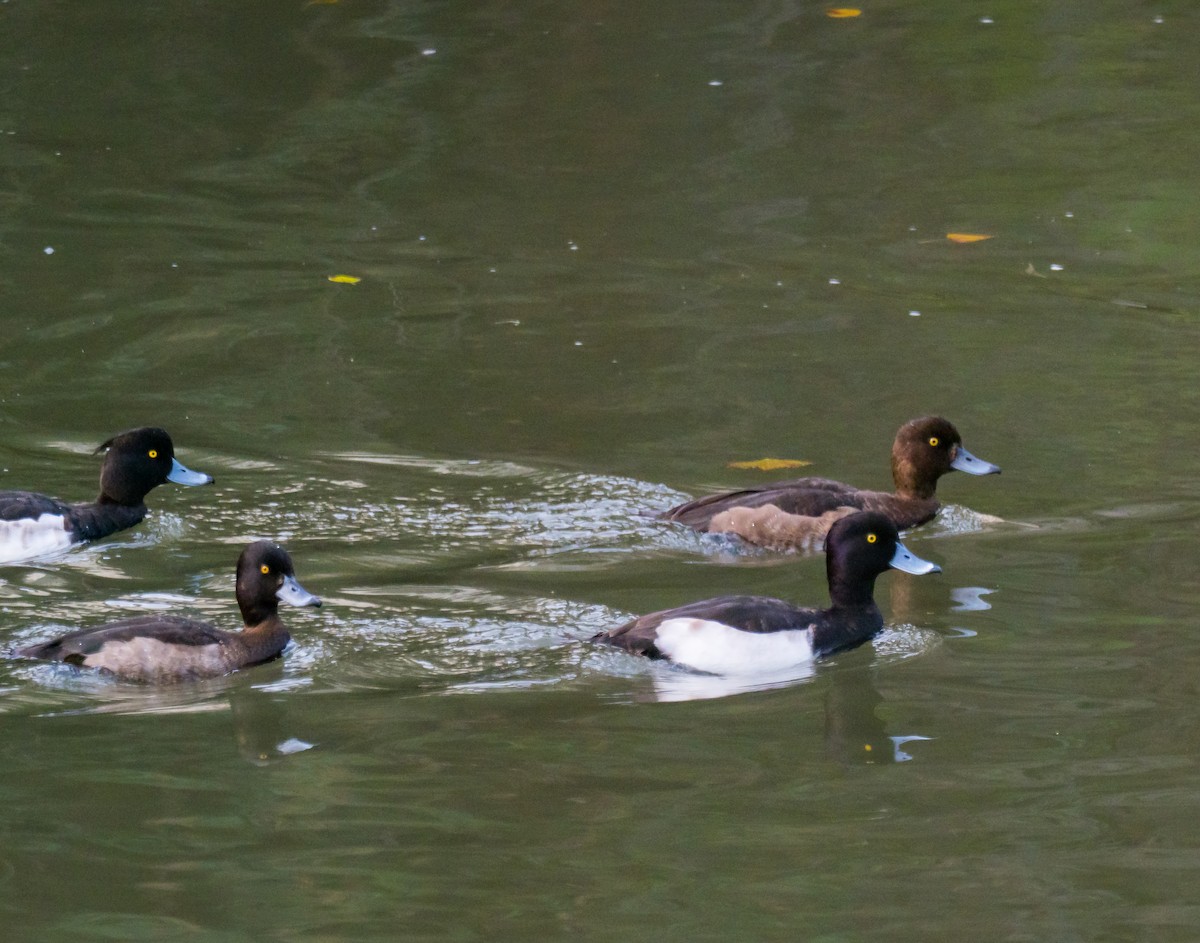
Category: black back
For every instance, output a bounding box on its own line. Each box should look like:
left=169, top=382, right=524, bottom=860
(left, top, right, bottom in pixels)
left=0, top=491, right=72, bottom=522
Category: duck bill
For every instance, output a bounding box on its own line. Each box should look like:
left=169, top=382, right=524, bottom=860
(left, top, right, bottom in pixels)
left=277, top=575, right=322, bottom=608
left=950, top=446, right=1000, bottom=476
left=889, top=541, right=941, bottom=575
left=167, top=457, right=215, bottom=486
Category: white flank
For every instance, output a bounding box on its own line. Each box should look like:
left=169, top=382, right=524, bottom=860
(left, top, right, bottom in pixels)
left=0, top=514, right=74, bottom=564
left=654, top=617, right=815, bottom=675
left=85, top=637, right=231, bottom=683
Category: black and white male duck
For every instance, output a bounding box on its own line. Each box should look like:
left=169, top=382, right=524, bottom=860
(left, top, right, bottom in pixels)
left=661, top=416, right=1000, bottom=551
left=14, top=541, right=321, bottom=683
left=0, top=427, right=213, bottom=563
left=595, top=511, right=939, bottom=674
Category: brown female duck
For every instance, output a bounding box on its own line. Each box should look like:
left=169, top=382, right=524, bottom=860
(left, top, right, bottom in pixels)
left=661, top=416, right=1000, bottom=551
left=14, top=541, right=321, bottom=683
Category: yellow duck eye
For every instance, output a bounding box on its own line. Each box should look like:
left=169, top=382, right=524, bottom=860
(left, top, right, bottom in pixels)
left=866, top=533, right=877, bottom=544
left=928, top=437, right=939, bottom=447
left=260, top=564, right=270, bottom=575
left=148, top=449, right=158, bottom=459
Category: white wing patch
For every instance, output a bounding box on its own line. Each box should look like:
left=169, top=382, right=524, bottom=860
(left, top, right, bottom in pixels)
left=0, top=514, right=74, bottom=564
left=654, top=617, right=815, bottom=675
left=84, top=637, right=232, bottom=683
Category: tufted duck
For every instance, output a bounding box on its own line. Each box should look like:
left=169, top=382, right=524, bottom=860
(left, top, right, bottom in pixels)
left=661, top=416, right=999, bottom=551
left=13, top=541, right=321, bottom=682
left=595, top=511, right=939, bottom=674
left=0, top=427, right=213, bottom=563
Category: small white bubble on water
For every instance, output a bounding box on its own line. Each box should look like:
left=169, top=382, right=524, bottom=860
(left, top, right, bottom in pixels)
left=979, top=16, right=994, bottom=24
left=708, top=80, right=723, bottom=86
left=1050, top=263, right=1064, bottom=271
left=908, top=310, right=921, bottom=317
left=43, top=246, right=54, bottom=255
left=422, top=48, right=437, bottom=56
left=828, top=277, right=840, bottom=285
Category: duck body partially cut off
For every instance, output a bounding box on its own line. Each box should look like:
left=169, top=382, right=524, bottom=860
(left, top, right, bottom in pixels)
left=0, top=427, right=213, bottom=564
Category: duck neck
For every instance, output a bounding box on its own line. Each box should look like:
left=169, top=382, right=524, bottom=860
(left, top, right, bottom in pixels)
left=96, top=491, right=149, bottom=509
left=811, top=604, right=884, bottom=657
left=817, top=560, right=884, bottom=656
left=68, top=501, right=147, bottom=540
left=239, top=597, right=280, bottom=627
left=891, top=454, right=936, bottom=500
left=237, top=615, right=292, bottom=666
left=826, top=553, right=880, bottom=610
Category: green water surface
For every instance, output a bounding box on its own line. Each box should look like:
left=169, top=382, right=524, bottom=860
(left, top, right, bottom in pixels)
left=2, top=2, right=1200, bottom=940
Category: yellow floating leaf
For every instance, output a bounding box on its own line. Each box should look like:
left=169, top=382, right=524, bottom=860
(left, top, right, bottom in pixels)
left=946, top=233, right=994, bottom=243
left=826, top=8, right=862, bottom=17
left=328, top=274, right=361, bottom=284
left=728, top=458, right=814, bottom=472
